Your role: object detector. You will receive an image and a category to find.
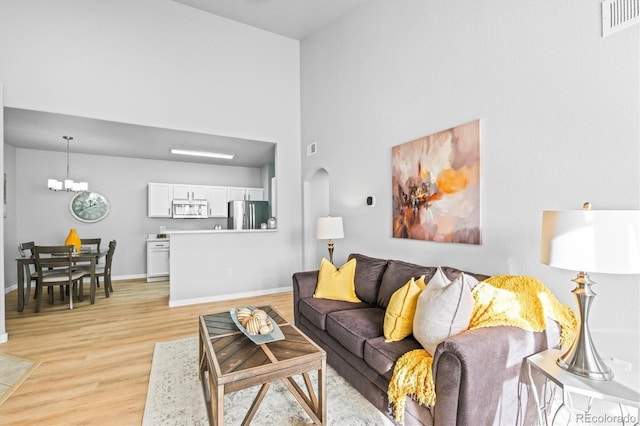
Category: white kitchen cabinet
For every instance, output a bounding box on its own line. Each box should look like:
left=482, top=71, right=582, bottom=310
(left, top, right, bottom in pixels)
left=173, top=184, right=208, bottom=200
left=192, top=185, right=208, bottom=199
left=227, top=187, right=246, bottom=201
left=246, top=188, right=264, bottom=201
left=148, top=183, right=173, bottom=217
left=207, top=186, right=228, bottom=217
left=227, top=187, right=265, bottom=201
left=149, top=183, right=264, bottom=218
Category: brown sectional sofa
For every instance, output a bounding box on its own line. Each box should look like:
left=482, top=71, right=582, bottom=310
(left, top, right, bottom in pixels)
left=292, top=253, right=561, bottom=425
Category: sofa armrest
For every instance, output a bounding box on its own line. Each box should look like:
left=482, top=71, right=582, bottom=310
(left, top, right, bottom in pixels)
left=292, top=270, right=319, bottom=325
left=431, top=322, right=560, bottom=426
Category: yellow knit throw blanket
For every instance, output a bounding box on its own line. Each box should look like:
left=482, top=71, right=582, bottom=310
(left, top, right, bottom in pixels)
left=387, top=275, right=577, bottom=424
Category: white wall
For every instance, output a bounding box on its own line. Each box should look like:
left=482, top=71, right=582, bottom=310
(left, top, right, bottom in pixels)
left=6, top=147, right=263, bottom=284
left=0, top=85, right=6, bottom=342
left=301, top=1, right=640, bottom=370
left=0, top=1, right=302, bottom=298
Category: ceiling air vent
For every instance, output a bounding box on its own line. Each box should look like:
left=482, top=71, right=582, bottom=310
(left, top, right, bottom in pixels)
left=602, top=0, right=639, bottom=37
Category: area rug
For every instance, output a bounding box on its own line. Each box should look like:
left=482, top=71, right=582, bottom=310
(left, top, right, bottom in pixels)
left=0, top=352, right=40, bottom=406
left=143, top=337, right=394, bottom=425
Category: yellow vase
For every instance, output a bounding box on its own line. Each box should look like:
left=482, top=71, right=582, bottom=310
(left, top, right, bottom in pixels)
left=65, top=228, right=81, bottom=252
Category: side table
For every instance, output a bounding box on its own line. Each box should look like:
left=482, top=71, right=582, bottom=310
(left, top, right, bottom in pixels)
left=523, top=348, right=639, bottom=426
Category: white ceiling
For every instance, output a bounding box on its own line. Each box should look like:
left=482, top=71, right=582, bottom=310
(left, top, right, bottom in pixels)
left=4, top=108, right=275, bottom=167
left=173, top=0, right=368, bottom=40
left=3, top=0, right=367, bottom=166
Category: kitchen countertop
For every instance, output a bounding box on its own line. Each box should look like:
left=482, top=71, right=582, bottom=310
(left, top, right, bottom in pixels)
left=166, top=229, right=276, bottom=235
left=146, top=233, right=170, bottom=242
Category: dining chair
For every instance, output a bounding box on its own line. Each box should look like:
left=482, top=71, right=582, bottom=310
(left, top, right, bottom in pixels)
left=78, top=240, right=117, bottom=299
left=18, top=241, right=37, bottom=305
left=19, top=241, right=65, bottom=305
left=80, top=238, right=101, bottom=252
left=78, top=238, right=103, bottom=286
left=32, top=245, right=86, bottom=312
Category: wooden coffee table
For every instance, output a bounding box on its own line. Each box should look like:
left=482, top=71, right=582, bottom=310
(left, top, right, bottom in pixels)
left=198, top=305, right=327, bottom=425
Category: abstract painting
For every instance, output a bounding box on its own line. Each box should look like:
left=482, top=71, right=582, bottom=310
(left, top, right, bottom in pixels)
left=392, top=120, right=481, bottom=244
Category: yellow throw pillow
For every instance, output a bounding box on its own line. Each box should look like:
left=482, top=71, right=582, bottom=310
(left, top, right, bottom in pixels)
left=384, top=275, right=426, bottom=342
left=313, top=258, right=361, bottom=303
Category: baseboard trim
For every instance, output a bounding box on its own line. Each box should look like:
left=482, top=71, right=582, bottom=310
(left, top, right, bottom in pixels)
left=4, top=273, right=148, bottom=295
left=169, top=286, right=292, bottom=307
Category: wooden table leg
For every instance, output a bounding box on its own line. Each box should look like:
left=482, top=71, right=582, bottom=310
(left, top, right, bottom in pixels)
left=318, top=361, right=327, bottom=424
left=89, top=258, right=96, bottom=304
left=213, top=375, right=224, bottom=426
left=17, top=260, right=25, bottom=312
left=282, top=369, right=326, bottom=425
left=242, top=382, right=271, bottom=425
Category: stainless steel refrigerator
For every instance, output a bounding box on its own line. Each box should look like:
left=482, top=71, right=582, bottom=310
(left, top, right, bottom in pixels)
left=228, top=201, right=271, bottom=230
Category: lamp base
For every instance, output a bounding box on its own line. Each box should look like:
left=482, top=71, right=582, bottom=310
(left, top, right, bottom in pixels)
left=327, top=240, right=335, bottom=264
left=557, top=348, right=613, bottom=381
left=557, top=272, right=613, bottom=381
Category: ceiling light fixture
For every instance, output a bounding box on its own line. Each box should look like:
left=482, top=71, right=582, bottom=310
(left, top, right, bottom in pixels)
left=170, top=149, right=235, bottom=160
left=47, top=136, right=88, bottom=192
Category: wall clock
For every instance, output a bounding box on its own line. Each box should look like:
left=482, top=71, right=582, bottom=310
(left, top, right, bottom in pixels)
left=69, top=191, right=110, bottom=223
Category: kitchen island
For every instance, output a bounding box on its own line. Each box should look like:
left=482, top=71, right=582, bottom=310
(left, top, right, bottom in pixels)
left=166, top=229, right=289, bottom=307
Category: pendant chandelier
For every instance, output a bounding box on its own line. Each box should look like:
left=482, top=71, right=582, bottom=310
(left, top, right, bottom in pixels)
left=47, top=136, right=88, bottom=192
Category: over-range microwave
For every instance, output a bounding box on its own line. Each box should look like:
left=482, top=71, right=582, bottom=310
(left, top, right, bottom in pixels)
left=172, top=199, right=208, bottom=218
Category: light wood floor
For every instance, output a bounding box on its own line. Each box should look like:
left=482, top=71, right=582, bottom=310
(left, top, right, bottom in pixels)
left=0, top=279, right=294, bottom=425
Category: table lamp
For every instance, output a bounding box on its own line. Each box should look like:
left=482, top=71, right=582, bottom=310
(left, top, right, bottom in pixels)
left=540, top=203, right=640, bottom=380
left=317, top=216, right=344, bottom=264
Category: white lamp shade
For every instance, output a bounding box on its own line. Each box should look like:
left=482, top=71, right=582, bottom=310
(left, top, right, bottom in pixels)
left=540, top=210, right=640, bottom=274
left=317, top=216, right=344, bottom=240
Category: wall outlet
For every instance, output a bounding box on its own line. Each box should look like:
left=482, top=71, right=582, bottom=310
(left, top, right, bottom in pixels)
left=608, top=357, right=632, bottom=371
left=226, top=267, right=233, bottom=277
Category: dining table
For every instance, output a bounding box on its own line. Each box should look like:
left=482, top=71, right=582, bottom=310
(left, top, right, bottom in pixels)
left=16, top=249, right=107, bottom=312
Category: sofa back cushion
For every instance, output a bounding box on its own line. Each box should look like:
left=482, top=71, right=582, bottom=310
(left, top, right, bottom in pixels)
left=440, top=266, right=489, bottom=288
left=348, top=253, right=388, bottom=305
left=377, top=260, right=436, bottom=308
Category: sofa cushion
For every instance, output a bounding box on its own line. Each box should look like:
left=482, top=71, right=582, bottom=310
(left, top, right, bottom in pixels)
left=314, top=258, right=361, bottom=303
left=299, top=297, right=370, bottom=331
left=383, top=275, right=426, bottom=342
left=364, top=335, right=424, bottom=378
left=441, top=266, right=487, bottom=288
left=348, top=253, right=388, bottom=305
left=414, top=271, right=477, bottom=355
left=377, top=260, right=436, bottom=308
left=326, top=308, right=385, bottom=358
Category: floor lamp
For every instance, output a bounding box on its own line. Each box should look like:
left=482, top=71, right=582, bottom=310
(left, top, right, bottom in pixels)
left=540, top=203, right=640, bottom=380
left=317, top=216, right=344, bottom=264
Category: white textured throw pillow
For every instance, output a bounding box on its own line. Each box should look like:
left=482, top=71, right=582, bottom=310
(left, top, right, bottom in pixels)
left=413, top=268, right=476, bottom=356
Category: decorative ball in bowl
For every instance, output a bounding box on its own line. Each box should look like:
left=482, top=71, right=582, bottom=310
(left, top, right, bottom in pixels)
left=235, top=307, right=273, bottom=335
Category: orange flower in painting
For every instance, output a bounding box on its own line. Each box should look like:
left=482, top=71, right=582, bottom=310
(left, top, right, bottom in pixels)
left=437, top=168, right=468, bottom=194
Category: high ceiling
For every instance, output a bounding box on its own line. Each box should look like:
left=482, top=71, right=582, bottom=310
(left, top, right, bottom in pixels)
left=3, top=0, right=368, bottom=166
left=173, top=0, right=368, bottom=40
